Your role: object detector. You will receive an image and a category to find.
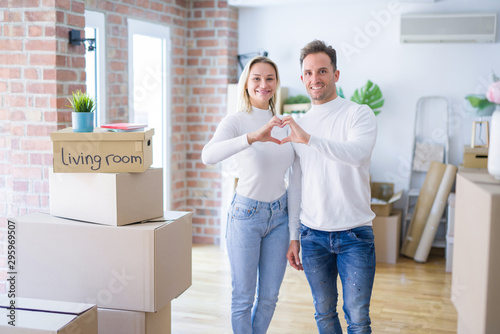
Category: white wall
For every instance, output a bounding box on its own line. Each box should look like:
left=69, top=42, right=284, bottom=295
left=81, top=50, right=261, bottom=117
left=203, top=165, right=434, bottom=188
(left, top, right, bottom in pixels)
left=237, top=0, right=500, bottom=208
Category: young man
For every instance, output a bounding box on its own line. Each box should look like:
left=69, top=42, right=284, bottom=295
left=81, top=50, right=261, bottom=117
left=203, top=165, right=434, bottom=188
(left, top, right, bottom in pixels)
left=282, top=40, right=378, bottom=334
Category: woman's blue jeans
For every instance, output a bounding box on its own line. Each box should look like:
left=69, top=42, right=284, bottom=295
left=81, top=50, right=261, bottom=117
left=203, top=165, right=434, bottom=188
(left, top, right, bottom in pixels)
left=300, top=224, right=376, bottom=334
left=226, top=192, right=289, bottom=334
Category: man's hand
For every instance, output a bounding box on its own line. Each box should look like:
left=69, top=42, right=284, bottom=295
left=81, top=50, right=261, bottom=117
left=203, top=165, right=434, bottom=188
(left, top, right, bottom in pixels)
left=247, top=116, right=283, bottom=145
left=280, top=115, right=311, bottom=145
left=286, top=240, right=303, bottom=271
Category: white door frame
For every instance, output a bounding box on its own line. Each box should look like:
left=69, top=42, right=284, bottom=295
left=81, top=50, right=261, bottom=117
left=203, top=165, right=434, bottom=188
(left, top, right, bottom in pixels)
left=127, top=18, right=172, bottom=211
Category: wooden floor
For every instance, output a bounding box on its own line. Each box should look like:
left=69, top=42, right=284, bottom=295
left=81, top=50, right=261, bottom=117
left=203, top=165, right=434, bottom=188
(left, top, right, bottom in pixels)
left=171, top=244, right=457, bottom=333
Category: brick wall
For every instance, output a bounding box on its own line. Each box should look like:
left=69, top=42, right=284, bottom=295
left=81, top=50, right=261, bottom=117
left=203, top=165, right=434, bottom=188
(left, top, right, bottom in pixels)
left=0, top=0, right=85, bottom=217
left=0, top=0, right=238, bottom=292
left=0, top=0, right=87, bottom=293
left=186, top=0, right=238, bottom=244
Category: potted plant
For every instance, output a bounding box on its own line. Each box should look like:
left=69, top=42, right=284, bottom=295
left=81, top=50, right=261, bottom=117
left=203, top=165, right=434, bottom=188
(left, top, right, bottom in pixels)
left=337, top=80, right=384, bottom=115
left=283, top=94, right=311, bottom=119
left=67, top=90, right=96, bottom=133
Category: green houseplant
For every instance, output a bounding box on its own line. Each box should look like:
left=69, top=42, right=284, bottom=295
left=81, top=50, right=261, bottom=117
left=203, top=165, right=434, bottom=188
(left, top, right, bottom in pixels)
left=67, top=90, right=96, bottom=133
left=338, top=80, right=384, bottom=115
left=283, top=94, right=311, bottom=118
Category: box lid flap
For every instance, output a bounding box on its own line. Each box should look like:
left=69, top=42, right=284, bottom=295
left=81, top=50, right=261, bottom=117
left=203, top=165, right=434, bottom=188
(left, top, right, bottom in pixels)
left=0, top=308, right=78, bottom=330
left=130, top=211, right=193, bottom=230
left=0, top=296, right=95, bottom=315
left=50, top=127, right=154, bottom=141
left=10, top=212, right=167, bottom=230
left=371, top=190, right=403, bottom=205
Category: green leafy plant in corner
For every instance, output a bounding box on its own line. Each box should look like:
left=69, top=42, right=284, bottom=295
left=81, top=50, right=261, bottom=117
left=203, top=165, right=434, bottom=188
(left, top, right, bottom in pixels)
left=351, top=80, right=384, bottom=115
left=67, top=90, right=96, bottom=113
left=337, top=80, right=384, bottom=116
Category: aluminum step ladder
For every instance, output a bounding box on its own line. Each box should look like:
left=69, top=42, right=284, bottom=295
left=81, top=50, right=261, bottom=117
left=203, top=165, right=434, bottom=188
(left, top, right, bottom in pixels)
left=402, top=96, right=450, bottom=249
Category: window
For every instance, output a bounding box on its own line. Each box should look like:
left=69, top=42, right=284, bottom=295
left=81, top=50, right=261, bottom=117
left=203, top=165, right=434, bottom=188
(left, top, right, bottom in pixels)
left=84, top=10, right=106, bottom=126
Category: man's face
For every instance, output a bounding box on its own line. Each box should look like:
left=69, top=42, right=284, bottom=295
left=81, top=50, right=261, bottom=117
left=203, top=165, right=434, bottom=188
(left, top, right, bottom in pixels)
left=301, top=52, right=339, bottom=105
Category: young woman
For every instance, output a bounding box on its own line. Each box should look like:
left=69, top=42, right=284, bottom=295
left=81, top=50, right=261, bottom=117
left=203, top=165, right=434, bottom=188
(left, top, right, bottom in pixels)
left=202, top=56, right=295, bottom=334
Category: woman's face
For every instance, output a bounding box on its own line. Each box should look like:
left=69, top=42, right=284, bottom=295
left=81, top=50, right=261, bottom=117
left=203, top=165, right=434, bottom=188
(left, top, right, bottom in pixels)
left=246, top=62, right=277, bottom=110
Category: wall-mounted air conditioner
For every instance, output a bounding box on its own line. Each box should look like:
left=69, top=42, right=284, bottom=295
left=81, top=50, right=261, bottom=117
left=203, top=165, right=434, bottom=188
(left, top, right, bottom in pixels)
left=400, top=13, right=497, bottom=43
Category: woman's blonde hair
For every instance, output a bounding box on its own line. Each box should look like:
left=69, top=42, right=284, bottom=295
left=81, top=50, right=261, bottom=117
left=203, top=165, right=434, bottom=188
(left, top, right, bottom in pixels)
left=236, top=56, right=280, bottom=115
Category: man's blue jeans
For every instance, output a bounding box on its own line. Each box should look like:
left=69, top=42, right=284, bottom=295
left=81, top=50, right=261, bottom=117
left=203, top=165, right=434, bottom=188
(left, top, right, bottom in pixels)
left=300, top=224, right=376, bottom=334
left=226, top=192, right=289, bottom=334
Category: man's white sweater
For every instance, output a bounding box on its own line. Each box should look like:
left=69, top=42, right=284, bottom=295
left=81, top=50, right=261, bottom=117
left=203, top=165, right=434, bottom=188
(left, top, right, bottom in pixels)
left=288, top=97, right=377, bottom=240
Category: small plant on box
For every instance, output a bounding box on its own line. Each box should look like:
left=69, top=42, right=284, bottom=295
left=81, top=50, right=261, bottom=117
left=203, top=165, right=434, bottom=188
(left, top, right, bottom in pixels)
left=67, top=90, right=96, bottom=113
left=67, top=90, right=96, bottom=133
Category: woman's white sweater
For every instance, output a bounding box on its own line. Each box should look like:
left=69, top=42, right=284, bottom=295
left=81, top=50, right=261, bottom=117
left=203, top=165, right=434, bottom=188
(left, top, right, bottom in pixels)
left=202, top=107, right=295, bottom=203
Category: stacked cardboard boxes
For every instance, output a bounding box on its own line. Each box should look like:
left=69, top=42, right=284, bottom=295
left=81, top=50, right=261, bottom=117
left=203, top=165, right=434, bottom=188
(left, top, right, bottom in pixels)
left=9, top=127, right=192, bottom=333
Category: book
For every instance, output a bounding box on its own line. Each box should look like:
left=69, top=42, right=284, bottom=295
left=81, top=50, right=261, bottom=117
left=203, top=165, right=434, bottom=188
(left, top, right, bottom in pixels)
left=101, top=123, right=147, bottom=131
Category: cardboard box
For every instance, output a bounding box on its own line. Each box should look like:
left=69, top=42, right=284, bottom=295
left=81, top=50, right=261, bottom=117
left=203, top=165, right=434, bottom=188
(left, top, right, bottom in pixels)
left=51, top=127, right=154, bottom=173
left=49, top=167, right=163, bottom=226
left=372, top=210, right=401, bottom=264
left=98, top=303, right=171, bottom=334
left=0, top=296, right=97, bottom=334
left=13, top=211, right=192, bottom=312
left=370, top=182, right=403, bottom=216
left=463, top=145, right=488, bottom=168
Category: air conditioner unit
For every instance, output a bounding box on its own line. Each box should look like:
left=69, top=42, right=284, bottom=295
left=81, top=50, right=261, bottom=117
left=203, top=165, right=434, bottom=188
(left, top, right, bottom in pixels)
left=400, top=13, right=497, bottom=43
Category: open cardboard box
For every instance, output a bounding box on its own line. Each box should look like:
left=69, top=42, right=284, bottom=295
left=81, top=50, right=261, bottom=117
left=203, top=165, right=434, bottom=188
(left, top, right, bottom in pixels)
left=372, top=210, right=402, bottom=264
left=12, top=211, right=192, bottom=312
left=0, top=296, right=97, bottom=333
left=370, top=182, right=403, bottom=216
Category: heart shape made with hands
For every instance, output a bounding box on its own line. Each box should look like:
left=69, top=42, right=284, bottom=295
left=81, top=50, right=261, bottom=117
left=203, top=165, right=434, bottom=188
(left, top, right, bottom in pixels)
left=250, top=115, right=306, bottom=145
left=249, top=116, right=285, bottom=145
left=280, top=115, right=309, bottom=145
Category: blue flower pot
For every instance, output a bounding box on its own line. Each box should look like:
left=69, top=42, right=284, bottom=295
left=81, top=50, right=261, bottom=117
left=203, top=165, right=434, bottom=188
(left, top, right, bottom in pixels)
left=72, top=112, right=94, bottom=133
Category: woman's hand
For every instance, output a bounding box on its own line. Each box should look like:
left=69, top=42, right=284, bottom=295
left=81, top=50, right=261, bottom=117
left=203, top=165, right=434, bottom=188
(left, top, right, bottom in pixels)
left=280, top=115, right=311, bottom=145
left=247, top=116, right=283, bottom=145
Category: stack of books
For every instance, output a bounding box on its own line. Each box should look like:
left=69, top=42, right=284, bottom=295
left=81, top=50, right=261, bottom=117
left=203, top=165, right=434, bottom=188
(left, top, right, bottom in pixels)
left=101, top=122, right=148, bottom=132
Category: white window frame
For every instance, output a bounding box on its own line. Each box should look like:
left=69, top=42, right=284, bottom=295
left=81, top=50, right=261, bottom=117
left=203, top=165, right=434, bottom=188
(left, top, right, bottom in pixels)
left=127, top=18, right=172, bottom=211
left=84, top=10, right=106, bottom=126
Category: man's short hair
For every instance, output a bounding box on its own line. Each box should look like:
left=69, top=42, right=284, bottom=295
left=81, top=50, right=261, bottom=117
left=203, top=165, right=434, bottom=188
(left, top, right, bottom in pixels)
left=300, top=40, right=337, bottom=71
